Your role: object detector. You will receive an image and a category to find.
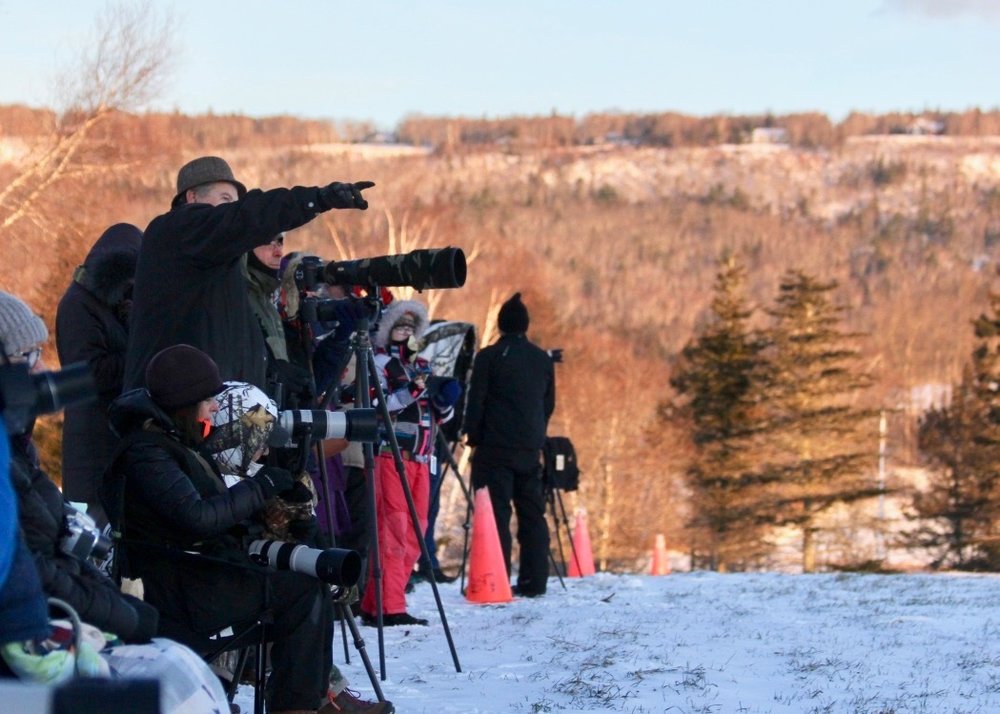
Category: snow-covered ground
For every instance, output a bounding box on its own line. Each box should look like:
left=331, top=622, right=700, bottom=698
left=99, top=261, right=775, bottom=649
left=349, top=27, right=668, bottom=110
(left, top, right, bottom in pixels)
left=236, top=571, right=1000, bottom=713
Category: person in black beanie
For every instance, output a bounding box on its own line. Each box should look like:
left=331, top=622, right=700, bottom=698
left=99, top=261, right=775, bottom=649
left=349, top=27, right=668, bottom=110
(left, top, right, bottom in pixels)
left=463, top=292, right=555, bottom=597
left=106, top=344, right=391, bottom=713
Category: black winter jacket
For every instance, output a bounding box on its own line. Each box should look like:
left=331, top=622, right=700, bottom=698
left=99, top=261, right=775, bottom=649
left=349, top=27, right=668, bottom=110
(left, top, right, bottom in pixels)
left=8, top=433, right=152, bottom=642
left=463, top=333, right=555, bottom=451
left=124, top=186, right=332, bottom=392
left=56, top=223, right=141, bottom=509
left=106, top=389, right=271, bottom=634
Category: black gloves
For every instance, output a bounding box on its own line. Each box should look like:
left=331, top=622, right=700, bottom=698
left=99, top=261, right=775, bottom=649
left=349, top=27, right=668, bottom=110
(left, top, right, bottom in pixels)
left=317, top=181, right=375, bottom=211
left=271, top=359, right=313, bottom=397
left=123, top=595, right=159, bottom=644
left=280, top=481, right=314, bottom=504
left=250, top=466, right=295, bottom=499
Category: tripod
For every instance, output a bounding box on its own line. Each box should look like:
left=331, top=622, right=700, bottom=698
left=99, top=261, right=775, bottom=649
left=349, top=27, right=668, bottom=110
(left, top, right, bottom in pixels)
left=261, top=384, right=386, bottom=703
left=347, top=313, right=462, bottom=679
left=544, top=484, right=579, bottom=588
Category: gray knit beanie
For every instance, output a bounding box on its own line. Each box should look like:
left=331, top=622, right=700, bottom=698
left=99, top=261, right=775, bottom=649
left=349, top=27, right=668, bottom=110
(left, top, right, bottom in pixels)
left=0, top=292, right=48, bottom=358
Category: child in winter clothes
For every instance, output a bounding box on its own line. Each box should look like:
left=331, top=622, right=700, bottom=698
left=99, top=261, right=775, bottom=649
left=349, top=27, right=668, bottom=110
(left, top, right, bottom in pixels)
left=358, top=299, right=457, bottom=627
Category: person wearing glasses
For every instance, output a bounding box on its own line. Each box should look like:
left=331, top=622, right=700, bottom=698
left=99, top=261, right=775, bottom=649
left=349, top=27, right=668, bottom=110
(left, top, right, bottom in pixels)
left=245, top=231, right=314, bottom=408
left=358, top=298, right=460, bottom=627
left=55, top=223, right=143, bottom=528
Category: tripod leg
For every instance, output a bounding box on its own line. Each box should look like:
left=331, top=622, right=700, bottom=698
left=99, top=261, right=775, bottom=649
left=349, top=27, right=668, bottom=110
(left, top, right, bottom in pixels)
left=554, top=488, right=584, bottom=576
left=334, top=602, right=386, bottom=703
left=350, top=332, right=387, bottom=681
left=365, top=349, right=462, bottom=674
left=545, top=490, right=568, bottom=590
left=458, top=481, right=475, bottom=593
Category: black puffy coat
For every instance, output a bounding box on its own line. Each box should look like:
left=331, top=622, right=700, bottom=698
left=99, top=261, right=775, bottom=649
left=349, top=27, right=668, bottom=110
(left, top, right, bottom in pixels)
left=106, top=389, right=271, bottom=634
left=463, top=333, right=555, bottom=451
left=124, top=186, right=333, bottom=392
left=56, top=223, right=141, bottom=515
left=8, top=433, right=152, bottom=642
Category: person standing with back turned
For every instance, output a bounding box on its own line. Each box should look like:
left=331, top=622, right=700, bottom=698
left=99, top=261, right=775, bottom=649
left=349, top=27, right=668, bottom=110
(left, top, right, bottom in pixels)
left=463, top=292, right=555, bottom=597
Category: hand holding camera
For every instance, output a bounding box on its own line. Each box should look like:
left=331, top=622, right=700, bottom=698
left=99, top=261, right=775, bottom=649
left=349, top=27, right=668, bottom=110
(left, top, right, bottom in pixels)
left=250, top=466, right=296, bottom=499
left=318, top=181, right=375, bottom=211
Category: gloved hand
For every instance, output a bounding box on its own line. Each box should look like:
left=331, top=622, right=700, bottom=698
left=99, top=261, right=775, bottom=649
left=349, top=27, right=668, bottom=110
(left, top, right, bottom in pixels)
left=270, top=359, right=313, bottom=396
left=250, top=466, right=295, bottom=499
left=127, top=599, right=160, bottom=644
left=317, top=181, right=375, bottom=211
left=279, top=480, right=314, bottom=504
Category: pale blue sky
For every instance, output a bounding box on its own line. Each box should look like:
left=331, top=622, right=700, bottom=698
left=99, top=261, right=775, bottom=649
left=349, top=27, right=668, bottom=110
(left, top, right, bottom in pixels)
left=0, top=0, right=997, bottom=129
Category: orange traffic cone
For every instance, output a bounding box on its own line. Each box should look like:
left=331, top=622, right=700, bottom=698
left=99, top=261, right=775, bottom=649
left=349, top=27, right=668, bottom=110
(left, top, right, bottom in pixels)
left=566, top=509, right=596, bottom=577
left=465, top=487, right=513, bottom=604
left=650, top=533, right=671, bottom=575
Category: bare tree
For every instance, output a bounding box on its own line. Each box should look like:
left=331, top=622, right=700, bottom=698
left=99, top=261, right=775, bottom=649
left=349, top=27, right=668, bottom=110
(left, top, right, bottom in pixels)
left=0, top=0, right=175, bottom=241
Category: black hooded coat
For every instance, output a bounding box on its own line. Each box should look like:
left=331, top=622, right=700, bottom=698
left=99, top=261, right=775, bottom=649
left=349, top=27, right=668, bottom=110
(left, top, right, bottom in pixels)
left=55, top=223, right=142, bottom=517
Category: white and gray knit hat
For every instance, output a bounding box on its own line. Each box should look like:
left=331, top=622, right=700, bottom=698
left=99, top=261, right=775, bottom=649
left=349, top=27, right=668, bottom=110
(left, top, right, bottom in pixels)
left=0, top=292, right=48, bottom=358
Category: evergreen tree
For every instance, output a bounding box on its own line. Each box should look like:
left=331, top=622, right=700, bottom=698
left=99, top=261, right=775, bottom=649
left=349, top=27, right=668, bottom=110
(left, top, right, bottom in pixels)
left=911, top=294, right=1000, bottom=569
left=760, top=270, right=880, bottom=572
left=664, top=256, right=771, bottom=571
left=911, top=366, right=1000, bottom=568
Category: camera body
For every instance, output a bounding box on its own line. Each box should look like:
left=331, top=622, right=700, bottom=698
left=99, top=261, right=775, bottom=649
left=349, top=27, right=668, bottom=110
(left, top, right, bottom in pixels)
left=0, top=361, right=96, bottom=435
left=293, top=255, right=326, bottom=292
left=61, top=505, right=112, bottom=560
left=247, top=539, right=361, bottom=586
left=298, top=296, right=343, bottom=325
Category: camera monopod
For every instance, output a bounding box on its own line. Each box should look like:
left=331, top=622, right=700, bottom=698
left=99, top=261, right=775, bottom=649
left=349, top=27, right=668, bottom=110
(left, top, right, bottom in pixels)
left=348, top=312, right=462, bottom=680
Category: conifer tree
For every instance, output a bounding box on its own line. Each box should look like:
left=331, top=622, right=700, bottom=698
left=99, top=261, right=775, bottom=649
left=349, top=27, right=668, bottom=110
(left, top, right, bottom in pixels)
left=664, top=256, right=771, bottom=571
left=911, top=366, right=1000, bottom=568
left=911, top=294, right=1000, bottom=568
left=760, top=270, right=880, bottom=572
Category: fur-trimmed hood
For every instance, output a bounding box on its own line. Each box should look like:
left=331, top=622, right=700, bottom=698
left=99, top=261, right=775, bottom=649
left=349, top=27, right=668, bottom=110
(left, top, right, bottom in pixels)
left=77, top=223, right=142, bottom=307
left=374, top=298, right=429, bottom=349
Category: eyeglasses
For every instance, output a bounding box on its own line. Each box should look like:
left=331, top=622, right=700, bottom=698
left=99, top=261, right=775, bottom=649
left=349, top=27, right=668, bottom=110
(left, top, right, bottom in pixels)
left=7, top=347, right=41, bottom=368
left=392, top=323, right=416, bottom=333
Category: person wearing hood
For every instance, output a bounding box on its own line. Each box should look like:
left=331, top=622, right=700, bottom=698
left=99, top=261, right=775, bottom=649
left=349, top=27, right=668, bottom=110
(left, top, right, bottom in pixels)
left=124, top=155, right=374, bottom=394
left=358, top=299, right=460, bottom=627
left=56, top=222, right=143, bottom=527
left=463, top=292, right=555, bottom=598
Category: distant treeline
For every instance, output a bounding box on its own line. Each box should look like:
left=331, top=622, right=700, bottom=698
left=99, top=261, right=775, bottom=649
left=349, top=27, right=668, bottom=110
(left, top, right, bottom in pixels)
left=3, top=104, right=1000, bottom=151
left=397, top=109, right=1000, bottom=150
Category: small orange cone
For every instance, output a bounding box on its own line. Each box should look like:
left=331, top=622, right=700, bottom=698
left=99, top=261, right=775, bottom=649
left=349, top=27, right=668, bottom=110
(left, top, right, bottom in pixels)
left=465, top=487, right=513, bottom=604
left=650, top=533, right=671, bottom=575
left=566, top=509, right=596, bottom=577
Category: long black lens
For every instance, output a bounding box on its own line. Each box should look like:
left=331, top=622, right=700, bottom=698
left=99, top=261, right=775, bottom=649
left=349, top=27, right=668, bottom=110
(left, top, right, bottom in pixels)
left=323, top=247, right=467, bottom=290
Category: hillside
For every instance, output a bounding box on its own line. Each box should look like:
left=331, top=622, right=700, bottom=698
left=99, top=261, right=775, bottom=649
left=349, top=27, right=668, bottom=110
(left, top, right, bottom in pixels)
left=2, top=108, right=998, bottom=569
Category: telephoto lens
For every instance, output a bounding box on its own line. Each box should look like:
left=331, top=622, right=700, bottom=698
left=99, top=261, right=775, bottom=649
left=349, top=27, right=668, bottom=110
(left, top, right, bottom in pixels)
left=247, top=539, right=362, bottom=586
left=272, top=408, right=377, bottom=445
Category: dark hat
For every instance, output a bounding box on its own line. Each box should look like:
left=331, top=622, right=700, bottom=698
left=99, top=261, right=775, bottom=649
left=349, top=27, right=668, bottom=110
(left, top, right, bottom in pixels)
left=145, top=344, right=225, bottom=410
left=171, top=156, right=247, bottom=208
left=497, top=292, right=530, bottom=334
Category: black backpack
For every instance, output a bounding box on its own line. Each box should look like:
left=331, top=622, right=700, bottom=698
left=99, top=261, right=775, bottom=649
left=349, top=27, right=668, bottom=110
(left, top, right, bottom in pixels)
left=543, top=436, right=580, bottom=492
